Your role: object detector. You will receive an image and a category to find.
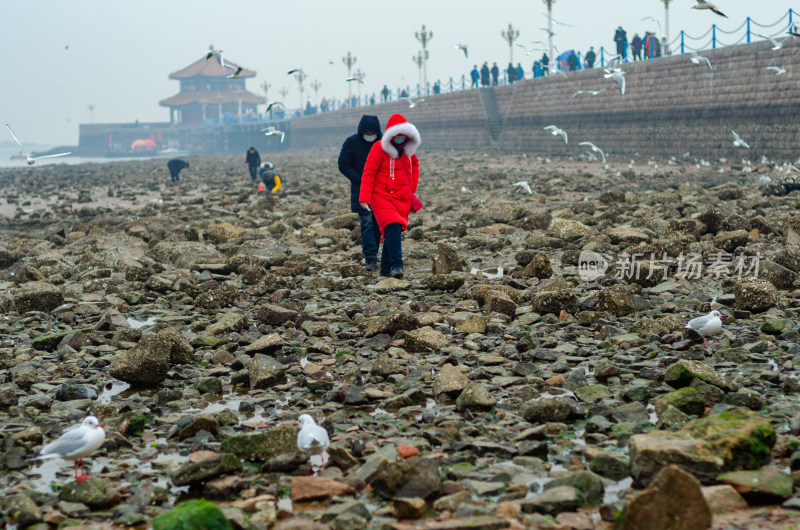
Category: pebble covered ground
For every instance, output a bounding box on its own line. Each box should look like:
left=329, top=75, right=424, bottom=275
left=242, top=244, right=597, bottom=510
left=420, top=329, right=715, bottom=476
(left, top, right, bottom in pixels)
left=1, top=151, right=800, bottom=529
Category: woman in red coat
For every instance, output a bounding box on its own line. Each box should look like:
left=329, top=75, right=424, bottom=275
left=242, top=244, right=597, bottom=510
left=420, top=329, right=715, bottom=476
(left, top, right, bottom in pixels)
left=359, top=113, right=421, bottom=278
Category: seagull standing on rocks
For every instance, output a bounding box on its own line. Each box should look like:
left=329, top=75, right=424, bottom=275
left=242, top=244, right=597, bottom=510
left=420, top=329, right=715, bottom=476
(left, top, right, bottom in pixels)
left=6, top=124, right=71, bottom=165
left=685, top=310, right=724, bottom=347
left=295, top=414, right=329, bottom=475
left=34, top=416, right=106, bottom=482
left=692, top=0, right=727, bottom=18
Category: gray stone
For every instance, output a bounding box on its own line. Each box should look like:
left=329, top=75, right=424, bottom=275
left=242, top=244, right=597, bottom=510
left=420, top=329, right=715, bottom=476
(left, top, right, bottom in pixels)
left=249, top=354, right=287, bottom=389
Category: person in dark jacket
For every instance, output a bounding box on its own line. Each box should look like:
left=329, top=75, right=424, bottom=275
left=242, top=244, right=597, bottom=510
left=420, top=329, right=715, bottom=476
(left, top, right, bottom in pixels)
left=506, top=62, right=516, bottom=83
left=167, top=159, right=189, bottom=182
left=492, top=63, right=501, bottom=85
left=338, top=115, right=383, bottom=271
left=567, top=51, right=578, bottom=71
left=614, top=27, right=628, bottom=61
left=258, top=162, right=281, bottom=193
left=480, top=62, right=490, bottom=86
left=631, top=34, right=643, bottom=61
left=541, top=53, right=550, bottom=75
left=470, top=65, right=479, bottom=88
left=584, top=47, right=596, bottom=68
left=245, top=147, right=261, bottom=182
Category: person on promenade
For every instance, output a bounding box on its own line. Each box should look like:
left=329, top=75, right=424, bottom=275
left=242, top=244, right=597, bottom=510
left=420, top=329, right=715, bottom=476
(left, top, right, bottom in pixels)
left=516, top=63, right=524, bottom=81
left=166, top=158, right=189, bottom=182
left=584, top=47, right=596, bottom=68
left=480, top=62, right=490, bottom=86
left=470, top=65, right=479, bottom=88
left=631, top=34, right=643, bottom=61
left=506, top=62, right=516, bottom=83
left=541, top=53, right=550, bottom=75
left=359, top=113, right=421, bottom=279
left=614, top=26, right=628, bottom=61
left=492, top=62, right=501, bottom=85
left=245, top=146, right=261, bottom=182
left=568, top=51, right=578, bottom=71
left=338, top=115, right=383, bottom=271
left=381, top=85, right=390, bottom=102
left=258, top=162, right=281, bottom=193
left=533, top=60, right=543, bottom=78
left=644, top=32, right=658, bottom=59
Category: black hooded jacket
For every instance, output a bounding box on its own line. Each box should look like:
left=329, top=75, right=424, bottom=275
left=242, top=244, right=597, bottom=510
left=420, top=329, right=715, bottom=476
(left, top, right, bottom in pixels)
left=338, top=115, right=382, bottom=210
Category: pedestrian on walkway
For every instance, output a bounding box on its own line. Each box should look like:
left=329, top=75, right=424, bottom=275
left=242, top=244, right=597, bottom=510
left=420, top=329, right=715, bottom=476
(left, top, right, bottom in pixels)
left=480, top=62, right=490, bottom=86
left=470, top=65, right=479, bottom=88
left=614, top=26, right=628, bottom=61
left=631, top=34, right=643, bottom=61
left=245, top=147, right=261, bottom=182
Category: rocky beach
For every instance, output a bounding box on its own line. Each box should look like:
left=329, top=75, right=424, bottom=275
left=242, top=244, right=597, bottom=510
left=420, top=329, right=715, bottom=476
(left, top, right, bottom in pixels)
left=1, top=150, right=800, bottom=529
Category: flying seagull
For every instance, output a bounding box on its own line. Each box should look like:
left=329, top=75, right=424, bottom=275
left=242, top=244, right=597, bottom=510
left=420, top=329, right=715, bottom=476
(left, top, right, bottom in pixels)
left=573, top=89, right=606, bottom=98
left=513, top=181, right=533, bottom=194
left=455, top=43, right=468, bottom=58
left=543, top=125, right=568, bottom=144
left=346, top=74, right=366, bottom=85
left=689, top=51, right=713, bottom=70
left=542, top=13, right=572, bottom=26
left=461, top=186, right=473, bottom=194
left=754, top=33, right=784, bottom=50
left=684, top=310, right=724, bottom=347
left=766, top=66, right=786, bottom=75
left=6, top=124, right=71, bottom=165
left=692, top=0, right=727, bottom=18
left=609, top=71, right=626, bottom=95
left=34, top=416, right=106, bottom=482
left=225, top=65, right=243, bottom=78
left=287, top=68, right=305, bottom=75
left=205, top=49, right=224, bottom=67
left=265, top=101, right=286, bottom=112
left=261, top=126, right=285, bottom=143
left=731, top=130, right=750, bottom=149
left=641, top=16, right=663, bottom=33
left=516, top=43, right=546, bottom=56
left=579, top=142, right=606, bottom=164
left=539, top=27, right=556, bottom=37
left=401, top=96, right=425, bottom=108
left=295, top=414, right=330, bottom=475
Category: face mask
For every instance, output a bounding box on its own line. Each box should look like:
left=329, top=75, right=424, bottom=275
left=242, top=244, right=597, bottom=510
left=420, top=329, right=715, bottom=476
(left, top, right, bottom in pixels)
left=392, top=135, right=406, bottom=145
left=362, top=134, right=377, bottom=142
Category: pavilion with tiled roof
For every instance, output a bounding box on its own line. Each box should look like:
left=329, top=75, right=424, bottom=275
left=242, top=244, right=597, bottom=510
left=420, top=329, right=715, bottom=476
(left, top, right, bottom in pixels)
left=160, top=47, right=265, bottom=124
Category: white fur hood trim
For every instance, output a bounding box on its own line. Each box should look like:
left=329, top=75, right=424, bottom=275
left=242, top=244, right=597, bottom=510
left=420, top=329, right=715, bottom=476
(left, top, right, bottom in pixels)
left=381, top=121, right=421, bottom=159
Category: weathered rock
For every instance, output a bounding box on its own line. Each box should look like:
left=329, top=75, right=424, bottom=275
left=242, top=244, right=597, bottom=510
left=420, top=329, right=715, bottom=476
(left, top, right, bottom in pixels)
left=713, top=230, right=749, bottom=253
left=758, top=259, right=798, bottom=289
left=521, top=486, right=583, bottom=514
left=95, top=308, right=130, bottom=331
left=219, top=427, right=297, bottom=461
left=432, top=243, right=464, bottom=274
left=433, top=363, right=469, bottom=396
left=734, top=278, right=778, bottom=312
left=205, top=222, right=245, bottom=244
left=547, top=218, right=596, bottom=240
left=157, top=326, right=195, bottom=364
left=620, top=465, right=711, bottom=530
left=290, top=476, right=355, bottom=502
left=364, top=311, right=419, bottom=337
left=456, top=382, right=497, bottom=411
left=544, top=470, right=605, bottom=505
left=393, top=497, right=427, bottom=520
left=172, top=453, right=242, bottom=486
left=598, top=284, right=635, bottom=317
left=178, top=416, right=220, bottom=441
left=249, top=354, right=287, bottom=389
left=255, top=303, right=299, bottom=326
left=322, top=213, right=359, bottom=230
left=523, top=252, right=553, bottom=279
left=522, top=397, right=585, bottom=424
left=423, top=274, right=466, bottom=291
left=149, top=241, right=225, bottom=269
left=484, top=291, right=517, bottom=317
left=718, top=466, right=795, bottom=501
left=108, top=333, right=171, bottom=387
left=6, top=494, right=42, bottom=527
left=58, top=478, right=119, bottom=509
left=530, top=280, right=579, bottom=315
left=664, top=359, right=738, bottom=393
left=13, top=281, right=63, bottom=313
left=370, top=456, right=441, bottom=500
left=152, top=499, right=233, bottom=530
left=590, top=454, right=630, bottom=481
left=403, top=326, right=450, bottom=352
left=371, top=355, right=406, bottom=379
left=206, top=312, right=249, bottom=335
left=653, top=387, right=706, bottom=417
left=701, top=485, right=748, bottom=513
left=244, top=333, right=283, bottom=355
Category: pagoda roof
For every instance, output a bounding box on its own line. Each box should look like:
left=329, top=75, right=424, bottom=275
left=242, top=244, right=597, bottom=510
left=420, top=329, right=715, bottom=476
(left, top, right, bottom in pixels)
left=159, top=90, right=265, bottom=107
left=169, top=55, right=257, bottom=79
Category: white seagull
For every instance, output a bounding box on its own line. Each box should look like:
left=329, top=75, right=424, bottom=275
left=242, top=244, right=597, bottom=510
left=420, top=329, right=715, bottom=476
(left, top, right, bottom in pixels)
left=402, top=96, right=425, bottom=108
left=226, top=65, right=243, bottom=78
left=641, top=16, right=663, bottom=33
left=455, top=43, right=468, bottom=58
left=261, top=126, right=285, bottom=143
left=572, top=89, right=606, bottom=98
left=346, top=74, right=366, bottom=85
left=766, top=66, right=786, bottom=75
left=689, top=51, right=713, bottom=70
left=517, top=43, right=547, bottom=56
left=543, top=125, right=568, bottom=144
left=609, top=72, right=626, bottom=95
left=513, top=181, right=533, bottom=194
left=35, top=416, right=106, bottom=482
left=579, top=142, right=606, bottom=164
left=684, top=310, right=724, bottom=347
left=295, top=414, right=330, bottom=475
left=287, top=68, right=305, bottom=75
left=754, top=33, right=784, bottom=50
left=6, top=124, right=71, bottom=165
left=205, top=49, right=225, bottom=67
left=541, top=14, right=572, bottom=27
left=692, top=0, right=727, bottom=18
left=265, top=101, right=286, bottom=112
left=731, top=130, right=750, bottom=149
left=461, top=186, right=473, bottom=194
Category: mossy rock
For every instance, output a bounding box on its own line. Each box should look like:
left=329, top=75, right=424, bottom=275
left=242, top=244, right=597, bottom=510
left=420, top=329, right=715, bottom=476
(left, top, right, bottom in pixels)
left=31, top=326, right=94, bottom=352
left=664, top=359, right=737, bottom=392
left=219, top=427, right=297, bottom=461
left=543, top=470, right=605, bottom=505
left=152, top=499, right=232, bottom=530
left=682, top=409, right=776, bottom=470
left=760, top=318, right=786, bottom=335
left=575, top=384, right=613, bottom=403
left=653, top=387, right=705, bottom=417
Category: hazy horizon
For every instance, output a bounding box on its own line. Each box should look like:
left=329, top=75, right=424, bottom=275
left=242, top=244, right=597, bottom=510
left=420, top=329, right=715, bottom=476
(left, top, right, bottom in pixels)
left=2, top=0, right=796, bottom=145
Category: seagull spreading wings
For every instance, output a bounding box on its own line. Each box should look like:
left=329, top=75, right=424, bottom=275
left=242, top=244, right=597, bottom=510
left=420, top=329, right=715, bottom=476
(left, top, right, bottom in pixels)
left=689, top=51, right=713, bottom=70
left=225, top=65, right=243, bottom=78
left=455, top=43, right=468, bottom=58
left=573, top=89, right=606, bottom=98
left=6, top=124, right=71, bottom=165
left=543, top=125, right=568, bottom=144
left=754, top=33, right=784, bottom=50
left=541, top=13, right=572, bottom=26
left=461, top=186, right=473, bottom=194
left=265, top=101, right=286, bottom=112
left=539, top=27, right=556, bottom=37
left=579, top=142, right=606, bottom=163
left=732, top=130, right=750, bottom=149
left=766, top=66, right=786, bottom=75
left=513, top=181, right=533, bottom=194
left=287, top=68, right=305, bottom=75
left=205, top=49, right=225, bottom=67
left=692, top=0, right=727, bottom=18
left=609, top=72, right=626, bottom=95
left=346, top=74, right=366, bottom=85
left=641, top=16, right=663, bottom=33
left=401, top=96, right=425, bottom=108
left=261, top=126, right=285, bottom=143
left=516, top=43, right=546, bottom=56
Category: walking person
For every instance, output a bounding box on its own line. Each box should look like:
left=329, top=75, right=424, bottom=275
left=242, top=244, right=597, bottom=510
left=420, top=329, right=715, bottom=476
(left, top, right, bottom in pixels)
left=166, top=158, right=189, bottom=182
left=631, top=34, right=643, bottom=61
left=338, top=115, right=383, bottom=271
left=516, top=63, right=524, bottom=81
left=245, top=146, right=261, bottom=182
left=470, top=65, right=479, bottom=88
left=541, top=53, right=550, bottom=75
left=505, top=62, right=515, bottom=83
left=491, top=62, right=500, bottom=85
left=614, top=26, right=628, bottom=61
left=480, top=62, right=490, bottom=87
left=584, top=47, right=596, bottom=68
left=359, top=113, right=421, bottom=279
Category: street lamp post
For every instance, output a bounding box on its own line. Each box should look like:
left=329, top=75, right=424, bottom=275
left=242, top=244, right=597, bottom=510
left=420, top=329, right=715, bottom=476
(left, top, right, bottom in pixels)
left=293, top=71, right=308, bottom=112
left=352, top=69, right=364, bottom=104
left=543, top=0, right=556, bottom=72
left=87, top=103, right=95, bottom=123
left=342, top=51, right=357, bottom=99
left=662, top=0, right=672, bottom=54
left=414, top=24, right=433, bottom=92
left=310, top=79, right=322, bottom=104
left=260, top=81, right=271, bottom=115
left=279, top=86, right=289, bottom=110
left=501, top=23, right=520, bottom=64
left=412, top=52, right=424, bottom=92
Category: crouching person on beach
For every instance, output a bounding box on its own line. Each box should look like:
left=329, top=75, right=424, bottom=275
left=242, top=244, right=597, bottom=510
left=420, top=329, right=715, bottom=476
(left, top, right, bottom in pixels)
left=359, top=113, right=422, bottom=279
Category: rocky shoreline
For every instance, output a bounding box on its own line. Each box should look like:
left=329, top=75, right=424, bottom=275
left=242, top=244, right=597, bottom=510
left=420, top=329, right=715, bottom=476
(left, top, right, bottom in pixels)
left=1, top=151, right=799, bottom=529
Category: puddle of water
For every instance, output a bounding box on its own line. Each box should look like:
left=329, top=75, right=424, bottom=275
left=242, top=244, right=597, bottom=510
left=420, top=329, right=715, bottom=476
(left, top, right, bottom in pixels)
left=127, top=316, right=159, bottom=329
left=603, top=477, right=633, bottom=504
left=646, top=403, right=658, bottom=425
left=98, top=381, right=131, bottom=404
left=277, top=496, right=293, bottom=512
left=767, top=358, right=779, bottom=372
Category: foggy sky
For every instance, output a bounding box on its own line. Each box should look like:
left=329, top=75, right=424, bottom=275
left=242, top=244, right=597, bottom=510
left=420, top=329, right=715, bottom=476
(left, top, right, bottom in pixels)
left=2, top=0, right=796, bottom=145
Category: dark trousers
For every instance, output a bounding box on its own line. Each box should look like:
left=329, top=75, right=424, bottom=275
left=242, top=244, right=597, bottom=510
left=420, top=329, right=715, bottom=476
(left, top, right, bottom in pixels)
left=248, top=165, right=258, bottom=181
left=170, top=171, right=180, bottom=182
left=380, top=223, right=402, bottom=275
left=359, top=210, right=381, bottom=260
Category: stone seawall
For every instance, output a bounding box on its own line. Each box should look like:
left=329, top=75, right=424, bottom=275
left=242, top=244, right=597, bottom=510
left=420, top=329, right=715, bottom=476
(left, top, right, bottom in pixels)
left=289, top=39, right=800, bottom=160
